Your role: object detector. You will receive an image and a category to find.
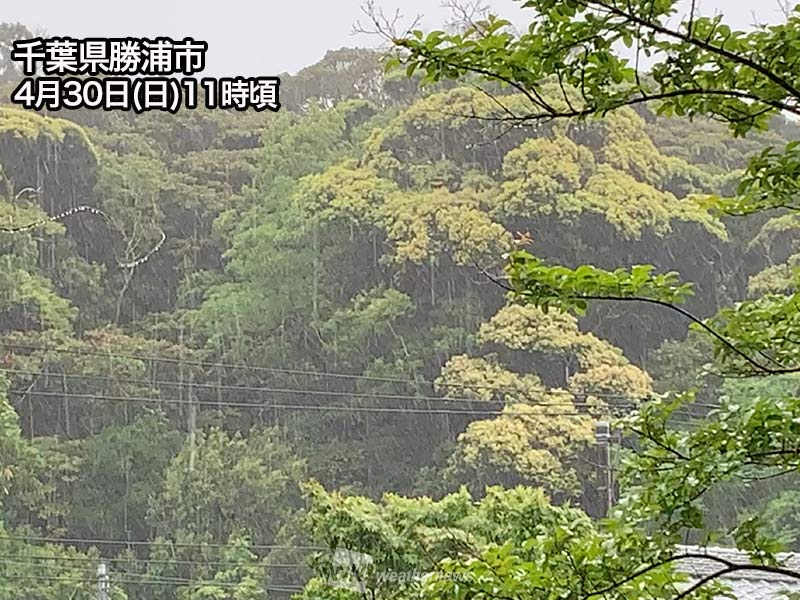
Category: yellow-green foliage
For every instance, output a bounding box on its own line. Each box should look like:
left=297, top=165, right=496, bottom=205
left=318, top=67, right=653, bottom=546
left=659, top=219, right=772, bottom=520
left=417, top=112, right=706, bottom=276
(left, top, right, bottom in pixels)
left=294, top=162, right=396, bottom=224
left=294, top=164, right=512, bottom=265
left=572, top=333, right=628, bottom=368
left=499, top=136, right=596, bottom=211
left=362, top=87, right=538, bottom=184
left=571, top=108, right=717, bottom=193
left=577, top=165, right=724, bottom=239
left=476, top=303, right=584, bottom=355
left=0, top=107, right=96, bottom=159
left=748, top=213, right=800, bottom=252
left=437, top=355, right=546, bottom=402
left=568, top=363, right=653, bottom=400
left=498, top=127, right=725, bottom=239
left=0, top=262, right=76, bottom=331
left=364, top=87, right=533, bottom=159
left=748, top=253, right=800, bottom=296
left=591, top=110, right=673, bottom=184
left=360, top=89, right=725, bottom=242
left=455, top=401, right=592, bottom=496
left=0, top=200, right=65, bottom=237
left=380, top=188, right=512, bottom=265
left=439, top=303, right=652, bottom=496
left=476, top=304, right=652, bottom=402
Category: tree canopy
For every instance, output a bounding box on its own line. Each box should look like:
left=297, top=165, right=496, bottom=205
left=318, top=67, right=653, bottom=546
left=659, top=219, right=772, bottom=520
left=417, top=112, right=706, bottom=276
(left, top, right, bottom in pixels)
left=2, top=2, right=800, bottom=597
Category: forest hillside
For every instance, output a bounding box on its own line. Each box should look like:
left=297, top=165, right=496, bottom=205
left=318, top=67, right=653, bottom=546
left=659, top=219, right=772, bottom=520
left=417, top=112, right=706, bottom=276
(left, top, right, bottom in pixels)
left=1, top=16, right=800, bottom=598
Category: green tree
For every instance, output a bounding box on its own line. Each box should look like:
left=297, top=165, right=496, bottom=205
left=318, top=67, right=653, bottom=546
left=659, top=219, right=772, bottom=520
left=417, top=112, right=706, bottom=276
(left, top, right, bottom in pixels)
left=436, top=303, right=651, bottom=505
left=181, top=536, right=268, bottom=600
left=379, top=0, right=800, bottom=595
left=147, top=427, right=306, bottom=546
left=63, top=412, right=183, bottom=542
left=297, top=480, right=593, bottom=600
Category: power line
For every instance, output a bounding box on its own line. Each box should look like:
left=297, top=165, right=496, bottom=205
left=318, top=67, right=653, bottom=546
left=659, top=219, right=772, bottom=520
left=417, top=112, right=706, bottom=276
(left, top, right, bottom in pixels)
left=9, top=384, right=718, bottom=419
left=7, top=378, right=720, bottom=421
left=1, top=352, right=719, bottom=424
left=0, top=571, right=304, bottom=592
left=0, top=535, right=324, bottom=551
left=0, top=367, right=642, bottom=408
left=12, top=368, right=726, bottom=414
left=0, top=342, right=647, bottom=401
left=0, top=553, right=309, bottom=570
left=8, top=389, right=604, bottom=417
left=4, top=372, right=716, bottom=427
left=2, top=345, right=730, bottom=414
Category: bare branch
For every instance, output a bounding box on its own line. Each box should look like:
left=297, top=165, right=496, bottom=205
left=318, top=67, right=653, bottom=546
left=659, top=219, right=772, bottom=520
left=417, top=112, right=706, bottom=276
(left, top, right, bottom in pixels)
left=442, top=0, right=491, bottom=35
left=354, top=0, right=422, bottom=42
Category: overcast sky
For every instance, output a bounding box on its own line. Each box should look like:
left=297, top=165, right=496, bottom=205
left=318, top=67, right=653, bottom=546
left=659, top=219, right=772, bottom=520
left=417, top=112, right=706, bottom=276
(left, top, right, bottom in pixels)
left=1, top=1, right=787, bottom=77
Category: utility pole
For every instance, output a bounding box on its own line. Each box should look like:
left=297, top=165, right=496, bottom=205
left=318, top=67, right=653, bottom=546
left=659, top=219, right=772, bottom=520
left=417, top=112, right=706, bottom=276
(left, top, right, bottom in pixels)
left=188, top=369, right=196, bottom=473
left=97, top=562, right=109, bottom=600
left=595, top=421, right=614, bottom=517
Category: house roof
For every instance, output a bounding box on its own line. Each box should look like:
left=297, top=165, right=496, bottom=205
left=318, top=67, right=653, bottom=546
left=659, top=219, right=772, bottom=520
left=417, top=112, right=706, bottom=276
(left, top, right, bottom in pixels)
left=675, top=546, right=800, bottom=600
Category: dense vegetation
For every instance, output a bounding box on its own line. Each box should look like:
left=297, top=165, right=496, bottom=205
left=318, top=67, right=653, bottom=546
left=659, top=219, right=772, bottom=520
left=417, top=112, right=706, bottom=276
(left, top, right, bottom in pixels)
left=1, top=2, right=800, bottom=598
